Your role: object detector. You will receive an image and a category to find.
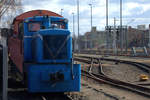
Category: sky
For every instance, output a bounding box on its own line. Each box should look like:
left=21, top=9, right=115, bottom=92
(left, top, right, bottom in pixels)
left=22, top=0, right=150, bottom=35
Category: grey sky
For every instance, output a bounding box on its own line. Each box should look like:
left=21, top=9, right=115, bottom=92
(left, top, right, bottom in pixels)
left=22, top=0, right=150, bottom=35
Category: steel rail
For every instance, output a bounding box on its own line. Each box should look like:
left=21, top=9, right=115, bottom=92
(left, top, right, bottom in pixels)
left=74, top=55, right=150, bottom=73
left=74, top=50, right=150, bottom=58
left=75, top=56, right=150, bottom=97
left=82, top=69, right=150, bottom=97
left=40, top=93, right=72, bottom=100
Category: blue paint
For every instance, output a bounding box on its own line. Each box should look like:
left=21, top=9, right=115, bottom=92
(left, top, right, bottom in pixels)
left=27, top=64, right=81, bottom=92
left=23, top=16, right=80, bottom=92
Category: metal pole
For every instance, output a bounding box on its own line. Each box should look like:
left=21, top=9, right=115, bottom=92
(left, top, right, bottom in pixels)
left=77, top=0, right=80, bottom=51
left=106, top=0, right=109, bottom=54
left=2, top=37, right=8, bottom=100
left=72, top=12, right=75, bottom=51
left=91, top=4, right=92, bottom=31
left=125, top=26, right=128, bottom=53
left=106, top=0, right=108, bottom=27
left=89, top=4, right=92, bottom=31
left=149, top=25, right=150, bottom=48
left=85, top=35, right=87, bottom=49
left=113, top=17, right=117, bottom=55
left=72, top=13, right=75, bottom=38
left=120, top=0, right=123, bottom=53
left=61, top=9, right=63, bottom=16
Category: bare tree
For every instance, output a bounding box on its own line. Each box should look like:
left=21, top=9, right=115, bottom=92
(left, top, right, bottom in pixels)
left=0, top=0, right=23, bottom=28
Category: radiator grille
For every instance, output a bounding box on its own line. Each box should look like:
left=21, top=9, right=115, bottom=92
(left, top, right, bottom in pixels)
left=43, top=35, right=68, bottom=60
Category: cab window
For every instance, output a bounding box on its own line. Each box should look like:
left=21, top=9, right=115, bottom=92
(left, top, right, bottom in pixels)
left=51, top=22, right=65, bottom=29
left=28, top=22, right=41, bottom=32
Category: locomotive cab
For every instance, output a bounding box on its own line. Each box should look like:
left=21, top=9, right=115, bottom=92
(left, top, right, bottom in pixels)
left=23, top=16, right=71, bottom=62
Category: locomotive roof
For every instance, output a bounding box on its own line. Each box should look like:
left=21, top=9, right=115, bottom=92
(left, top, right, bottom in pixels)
left=13, top=10, right=63, bottom=24
left=12, top=10, right=63, bottom=34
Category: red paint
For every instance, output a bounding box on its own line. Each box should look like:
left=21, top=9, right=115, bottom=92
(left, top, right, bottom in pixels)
left=8, top=37, right=23, bottom=73
left=13, top=10, right=62, bottom=35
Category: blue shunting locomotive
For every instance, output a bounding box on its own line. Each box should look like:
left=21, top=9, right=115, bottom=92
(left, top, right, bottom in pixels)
left=8, top=10, right=81, bottom=93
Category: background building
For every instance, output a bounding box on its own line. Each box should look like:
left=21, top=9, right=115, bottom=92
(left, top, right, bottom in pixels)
left=76, top=24, right=150, bottom=52
left=78, top=27, right=106, bottom=50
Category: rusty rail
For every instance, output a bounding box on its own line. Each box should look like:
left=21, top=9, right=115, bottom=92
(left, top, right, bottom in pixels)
left=75, top=55, right=150, bottom=97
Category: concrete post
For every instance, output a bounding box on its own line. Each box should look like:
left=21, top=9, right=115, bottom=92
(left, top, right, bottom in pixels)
left=2, top=37, right=8, bottom=100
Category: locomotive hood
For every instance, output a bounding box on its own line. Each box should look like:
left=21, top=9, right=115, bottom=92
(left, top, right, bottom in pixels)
left=36, top=29, right=71, bottom=36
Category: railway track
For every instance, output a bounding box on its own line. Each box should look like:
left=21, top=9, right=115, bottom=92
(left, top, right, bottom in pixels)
left=39, top=93, right=72, bottom=100
left=2, top=90, right=72, bottom=100
left=0, top=78, right=73, bottom=100
left=74, top=55, right=150, bottom=73
left=74, top=55, right=150, bottom=97
left=75, top=50, right=150, bottom=58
